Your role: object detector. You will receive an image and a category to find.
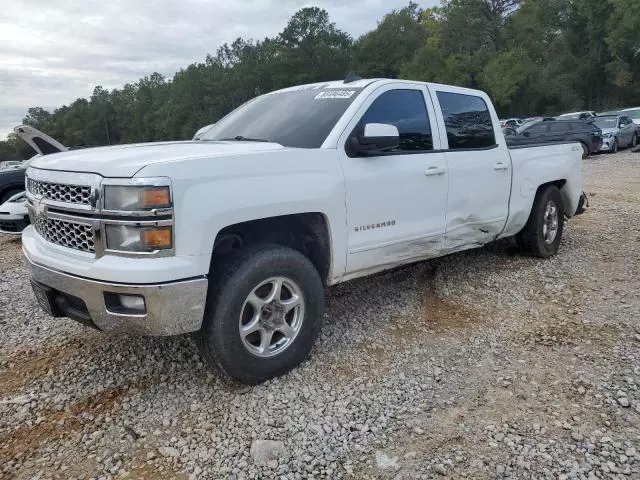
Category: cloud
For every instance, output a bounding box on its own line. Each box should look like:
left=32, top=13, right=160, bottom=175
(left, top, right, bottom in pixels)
left=0, top=0, right=437, bottom=138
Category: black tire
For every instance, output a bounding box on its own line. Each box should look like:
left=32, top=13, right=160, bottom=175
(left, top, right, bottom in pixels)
left=631, top=133, right=637, bottom=149
left=516, top=185, right=565, bottom=258
left=0, top=188, right=23, bottom=204
left=580, top=142, right=589, bottom=159
left=610, top=138, right=618, bottom=153
left=196, top=243, right=325, bottom=384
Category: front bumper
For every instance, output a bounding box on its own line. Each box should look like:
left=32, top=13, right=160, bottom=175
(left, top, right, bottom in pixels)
left=599, top=137, right=616, bottom=151
left=24, top=252, right=208, bottom=336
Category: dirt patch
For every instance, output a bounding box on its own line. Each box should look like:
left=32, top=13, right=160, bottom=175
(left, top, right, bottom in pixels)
left=518, top=318, right=620, bottom=348
left=123, top=460, right=188, bottom=480
left=0, top=337, right=90, bottom=395
left=0, top=383, right=130, bottom=465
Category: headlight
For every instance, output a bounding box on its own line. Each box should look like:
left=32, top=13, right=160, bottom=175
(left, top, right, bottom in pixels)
left=103, top=185, right=171, bottom=211
left=603, top=133, right=613, bottom=138
left=105, top=224, right=173, bottom=252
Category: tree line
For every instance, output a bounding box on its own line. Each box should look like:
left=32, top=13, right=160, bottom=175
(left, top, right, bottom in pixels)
left=2, top=0, right=639, bottom=161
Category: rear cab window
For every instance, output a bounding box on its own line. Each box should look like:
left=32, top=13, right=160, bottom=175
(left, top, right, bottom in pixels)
left=435, top=91, right=496, bottom=149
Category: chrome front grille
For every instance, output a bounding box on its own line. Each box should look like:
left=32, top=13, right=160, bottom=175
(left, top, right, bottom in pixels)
left=34, top=216, right=95, bottom=253
left=27, top=178, right=92, bottom=206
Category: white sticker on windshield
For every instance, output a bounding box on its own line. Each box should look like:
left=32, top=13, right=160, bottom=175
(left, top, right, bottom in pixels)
left=314, top=90, right=356, bottom=99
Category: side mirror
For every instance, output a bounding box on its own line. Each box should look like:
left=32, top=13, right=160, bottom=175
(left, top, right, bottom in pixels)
left=351, top=123, right=399, bottom=155
left=523, top=131, right=531, bottom=137
left=504, top=127, right=516, bottom=137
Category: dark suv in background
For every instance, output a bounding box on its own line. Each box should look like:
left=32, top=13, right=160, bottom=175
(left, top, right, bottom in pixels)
left=505, top=119, right=602, bottom=158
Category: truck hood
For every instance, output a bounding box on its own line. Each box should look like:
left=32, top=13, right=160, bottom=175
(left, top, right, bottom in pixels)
left=30, top=140, right=287, bottom=177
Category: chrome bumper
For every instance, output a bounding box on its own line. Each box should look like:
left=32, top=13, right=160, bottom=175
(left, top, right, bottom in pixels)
left=25, top=254, right=208, bottom=336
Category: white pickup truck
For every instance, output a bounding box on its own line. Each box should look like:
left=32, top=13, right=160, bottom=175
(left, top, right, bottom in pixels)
left=23, top=78, right=584, bottom=384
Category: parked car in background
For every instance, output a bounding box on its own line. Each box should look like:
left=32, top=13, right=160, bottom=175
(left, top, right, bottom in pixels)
left=591, top=115, right=637, bottom=153
left=505, top=119, right=602, bottom=158
left=0, top=160, right=24, bottom=169
left=620, top=107, right=640, bottom=129
left=558, top=111, right=596, bottom=120
left=0, top=125, right=67, bottom=204
left=0, top=191, right=29, bottom=235
left=193, top=123, right=216, bottom=140
left=597, top=110, right=620, bottom=117
left=500, top=118, right=523, bottom=129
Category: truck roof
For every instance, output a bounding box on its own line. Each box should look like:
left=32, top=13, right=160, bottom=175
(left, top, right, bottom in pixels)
left=272, top=78, right=489, bottom=97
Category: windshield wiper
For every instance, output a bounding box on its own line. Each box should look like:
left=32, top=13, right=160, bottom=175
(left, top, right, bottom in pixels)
left=218, top=135, right=271, bottom=142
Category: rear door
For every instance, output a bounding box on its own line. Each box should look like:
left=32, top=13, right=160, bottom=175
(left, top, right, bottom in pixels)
left=339, top=83, right=448, bottom=277
left=429, top=87, right=512, bottom=251
left=520, top=122, right=550, bottom=143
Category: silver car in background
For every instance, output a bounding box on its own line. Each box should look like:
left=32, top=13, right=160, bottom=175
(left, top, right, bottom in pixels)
left=592, top=115, right=637, bottom=153
left=621, top=107, right=640, bottom=130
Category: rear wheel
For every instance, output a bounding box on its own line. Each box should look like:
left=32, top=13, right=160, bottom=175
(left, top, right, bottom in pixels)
left=197, top=243, right=325, bottom=384
left=516, top=185, right=565, bottom=258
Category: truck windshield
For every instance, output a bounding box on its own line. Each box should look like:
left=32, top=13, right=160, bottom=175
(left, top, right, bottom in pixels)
left=201, top=87, right=364, bottom=148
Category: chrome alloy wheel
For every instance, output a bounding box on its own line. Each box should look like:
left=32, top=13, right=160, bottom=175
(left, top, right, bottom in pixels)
left=542, top=200, right=559, bottom=244
left=239, top=277, right=305, bottom=358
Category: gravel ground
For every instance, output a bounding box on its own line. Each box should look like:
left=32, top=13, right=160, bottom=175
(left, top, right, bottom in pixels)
left=1, top=150, right=639, bottom=480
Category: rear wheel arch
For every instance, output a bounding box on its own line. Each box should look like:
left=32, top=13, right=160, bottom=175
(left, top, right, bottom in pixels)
left=517, top=184, right=565, bottom=257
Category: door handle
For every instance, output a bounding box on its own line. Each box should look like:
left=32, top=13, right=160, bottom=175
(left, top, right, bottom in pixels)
left=424, top=166, right=446, bottom=176
left=493, top=162, right=509, bottom=171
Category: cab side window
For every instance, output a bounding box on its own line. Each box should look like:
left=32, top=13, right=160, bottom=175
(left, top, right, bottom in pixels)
left=354, top=89, right=433, bottom=152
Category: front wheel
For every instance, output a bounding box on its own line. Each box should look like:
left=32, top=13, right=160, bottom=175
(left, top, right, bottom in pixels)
left=516, top=185, right=565, bottom=258
left=197, top=243, right=325, bottom=384
left=610, top=138, right=618, bottom=153
left=631, top=133, right=637, bottom=149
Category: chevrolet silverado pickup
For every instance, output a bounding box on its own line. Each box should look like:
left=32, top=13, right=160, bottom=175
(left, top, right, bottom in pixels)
left=22, top=78, right=584, bottom=384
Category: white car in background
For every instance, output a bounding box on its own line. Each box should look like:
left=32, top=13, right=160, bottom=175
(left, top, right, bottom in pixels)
left=620, top=107, right=640, bottom=129
left=0, top=125, right=67, bottom=235
left=193, top=124, right=216, bottom=140
left=0, top=191, right=29, bottom=235
left=558, top=111, right=596, bottom=120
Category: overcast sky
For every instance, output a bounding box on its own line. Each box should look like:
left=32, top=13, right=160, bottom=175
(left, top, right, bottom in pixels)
left=0, top=0, right=437, bottom=139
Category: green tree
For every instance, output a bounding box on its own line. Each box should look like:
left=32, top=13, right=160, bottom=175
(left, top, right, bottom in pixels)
left=352, top=2, right=428, bottom=77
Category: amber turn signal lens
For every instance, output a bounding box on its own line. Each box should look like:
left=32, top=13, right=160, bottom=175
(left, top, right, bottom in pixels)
left=141, top=227, right=172, bottom=249
left=140, top=187, right=171, bottom=209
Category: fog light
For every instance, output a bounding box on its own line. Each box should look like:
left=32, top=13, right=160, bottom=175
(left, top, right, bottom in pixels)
left=119, top=295, right=145, bottom=312
left=104, top=293, right=146, bottom=314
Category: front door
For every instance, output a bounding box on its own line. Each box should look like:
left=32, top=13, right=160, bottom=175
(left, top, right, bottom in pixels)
left=620, top=117, right=635, bottom=145
left=430, top=88, right=512, bottom=251
left=339, top=84, right=449, bottom=278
